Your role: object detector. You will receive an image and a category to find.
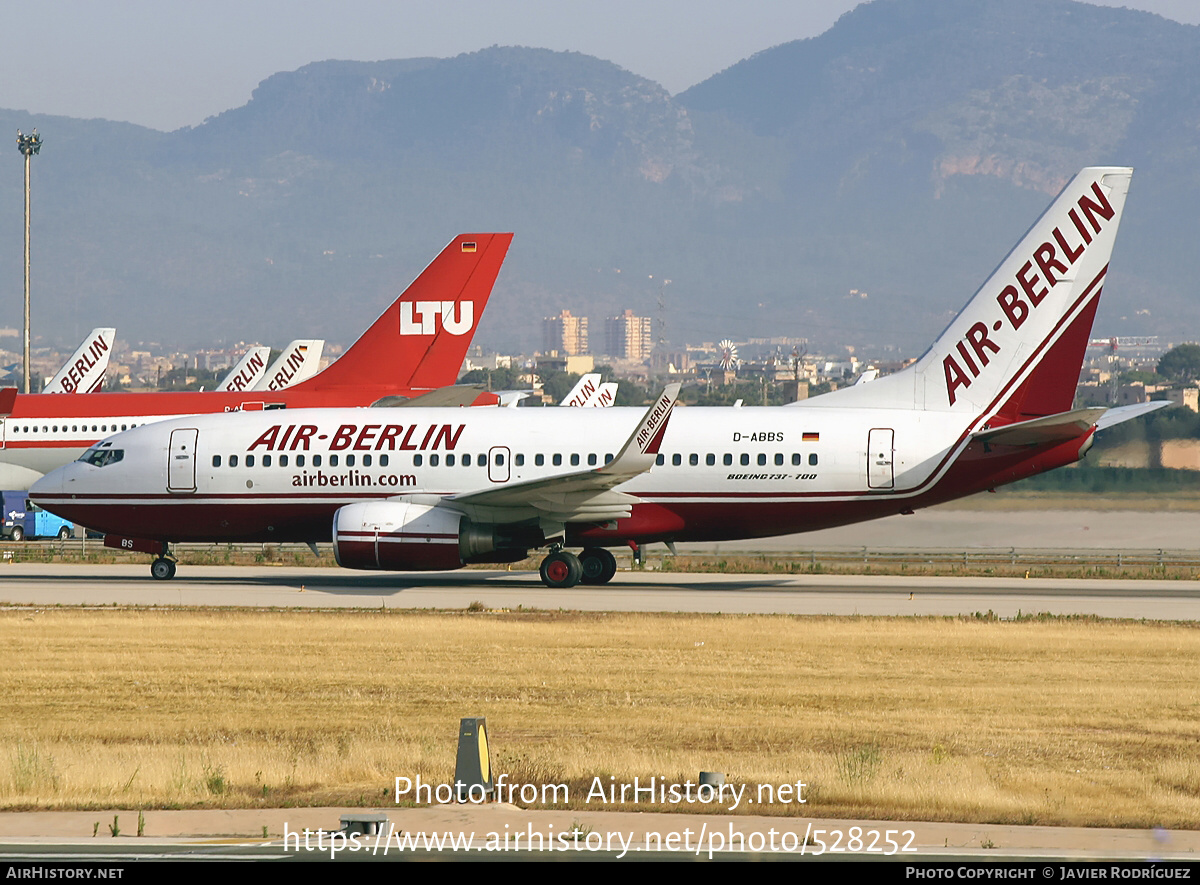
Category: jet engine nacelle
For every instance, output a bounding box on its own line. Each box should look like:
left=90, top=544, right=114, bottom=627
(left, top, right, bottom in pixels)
left=332, top=501, right=524, bottom=571
left=333, top=501, right=467, bottom=571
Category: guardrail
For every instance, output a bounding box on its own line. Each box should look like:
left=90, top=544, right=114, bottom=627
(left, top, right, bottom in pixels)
left=4, top=540, right=1200, bottom=573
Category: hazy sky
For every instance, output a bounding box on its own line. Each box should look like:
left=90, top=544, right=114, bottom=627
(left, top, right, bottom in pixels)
left=3, top=0, right=1198, bottom=132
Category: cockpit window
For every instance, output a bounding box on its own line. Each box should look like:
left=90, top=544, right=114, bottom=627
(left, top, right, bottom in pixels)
left=79, top=447, right=124, bottom=467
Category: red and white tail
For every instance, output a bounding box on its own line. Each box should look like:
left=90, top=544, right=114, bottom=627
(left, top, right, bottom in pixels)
left=294, top=233, right=512, bottom=394
left=43, top=328, right=116, bottom=394
left=817, top=168, right=1133, bottom=424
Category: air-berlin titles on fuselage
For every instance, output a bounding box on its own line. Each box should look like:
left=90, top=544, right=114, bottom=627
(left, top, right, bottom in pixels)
left=942, top=179, right=1115, bottom=406
left=247, top=422, right=466, bottom=453
left=399, top=301, right=473, bottom=336
left=58, top=335, right=111, bottom=394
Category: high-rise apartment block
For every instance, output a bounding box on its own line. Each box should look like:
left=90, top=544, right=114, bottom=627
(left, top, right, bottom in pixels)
left=542, top=310, right=589, bottom=355
left=605, top=310, right=653, bottom=361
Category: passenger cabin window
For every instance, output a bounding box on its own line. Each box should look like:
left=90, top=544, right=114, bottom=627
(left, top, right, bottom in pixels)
left=212, top=455, right=221, bottom=467
left=809, top=453, right=819, bottom=466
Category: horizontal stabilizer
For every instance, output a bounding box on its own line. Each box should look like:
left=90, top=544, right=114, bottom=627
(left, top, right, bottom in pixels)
left=1095, top=400, right=1172, bottom=431
left=972, top=408, right=1107, bottom=447
left=371, top=385, right=498, bottom=408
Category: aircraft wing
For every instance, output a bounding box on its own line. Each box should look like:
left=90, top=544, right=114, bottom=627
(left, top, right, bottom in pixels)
left=445, top=384, right=680, bottom=524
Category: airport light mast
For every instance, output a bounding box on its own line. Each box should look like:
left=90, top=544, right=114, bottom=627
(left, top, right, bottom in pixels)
left=16, top=128, right=42, bottom=394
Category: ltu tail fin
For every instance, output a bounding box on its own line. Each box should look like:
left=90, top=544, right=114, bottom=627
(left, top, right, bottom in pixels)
left=296, top=233, right=513, bottom=393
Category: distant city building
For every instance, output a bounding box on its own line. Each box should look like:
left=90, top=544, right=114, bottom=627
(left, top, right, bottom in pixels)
left=543, top=310, right=588, bottom=356
left=605, top=310, right=652, bottom=361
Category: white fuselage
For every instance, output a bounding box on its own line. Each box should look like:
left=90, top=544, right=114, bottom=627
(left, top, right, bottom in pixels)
left=31, top=401, right=1024, bottom=547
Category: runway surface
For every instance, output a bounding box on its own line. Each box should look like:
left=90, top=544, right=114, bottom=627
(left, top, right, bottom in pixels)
left=3, top=562, right=1199, bottom=619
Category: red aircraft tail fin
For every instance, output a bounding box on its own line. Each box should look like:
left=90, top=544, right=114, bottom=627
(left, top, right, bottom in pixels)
left=296, top=233, right=513, bottom=393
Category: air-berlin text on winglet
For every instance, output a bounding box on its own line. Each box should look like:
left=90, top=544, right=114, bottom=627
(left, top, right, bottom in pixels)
left=58, top=335, right=112, bottom=394
left=943, top=179, right=1115, bottom=406
left=247, top=422, right=466, bottom=452
left=635, top=391, right=675, bottom=453
left=400, top=301, right=474, bottom=336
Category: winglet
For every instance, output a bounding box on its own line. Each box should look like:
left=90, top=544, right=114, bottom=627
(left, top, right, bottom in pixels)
left=599, top=383, right=681, bottom=479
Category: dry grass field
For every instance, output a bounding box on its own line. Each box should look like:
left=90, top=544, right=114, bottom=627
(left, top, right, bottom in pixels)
left=2, top=607, right=1199, bottom=828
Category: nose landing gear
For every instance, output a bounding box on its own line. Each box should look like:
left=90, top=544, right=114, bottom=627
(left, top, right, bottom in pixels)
left=150, top=557, right=177, bottom=580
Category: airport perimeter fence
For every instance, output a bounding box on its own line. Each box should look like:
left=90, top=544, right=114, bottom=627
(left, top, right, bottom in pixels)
left=6, top=538, right=1200, bottom=575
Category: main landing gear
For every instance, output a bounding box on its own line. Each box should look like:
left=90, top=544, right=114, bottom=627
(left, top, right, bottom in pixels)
left=538, top=547, right=617, bottom=588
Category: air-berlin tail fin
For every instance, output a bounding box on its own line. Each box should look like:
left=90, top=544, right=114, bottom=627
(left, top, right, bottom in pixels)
left=252, top=340, right=325, bottom=392
left=561, top=374, right=602, bottom=407
left=216, top=346, right=271, bottom=392
left=43, top=328, right=116, bottom=394
left=294, top=233, right=512, bottom=394
left=815, top=168, right=1133, bottom=424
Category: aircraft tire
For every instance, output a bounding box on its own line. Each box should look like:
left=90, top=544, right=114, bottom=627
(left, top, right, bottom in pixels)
left=540, top=551, right=582, bottom=588
left=151, top=558, right=177, bottom=581
left=9, top=526, right=23, bottom=542
left=579, top=547, right=617, bottom=584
